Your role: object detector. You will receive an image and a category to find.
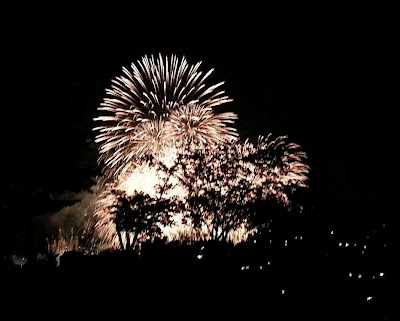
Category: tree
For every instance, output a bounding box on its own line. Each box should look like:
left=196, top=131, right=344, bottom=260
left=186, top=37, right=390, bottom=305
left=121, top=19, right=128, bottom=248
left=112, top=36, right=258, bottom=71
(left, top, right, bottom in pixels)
left=109, top=190, right=176, bottom=251
left=167, top=135, right=309, bottom=242
left=172, top=143, right=257, bottom=241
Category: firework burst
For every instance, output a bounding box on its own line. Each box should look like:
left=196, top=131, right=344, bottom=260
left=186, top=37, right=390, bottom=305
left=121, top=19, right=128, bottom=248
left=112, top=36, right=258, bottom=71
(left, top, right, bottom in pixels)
left=90, top=53, right=310, bottom=251
left=94, top=54, right=238, bottom=177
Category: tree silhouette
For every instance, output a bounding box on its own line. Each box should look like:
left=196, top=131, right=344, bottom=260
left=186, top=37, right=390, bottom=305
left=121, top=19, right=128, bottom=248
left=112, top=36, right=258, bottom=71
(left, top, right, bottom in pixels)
left=166, top=136, right=309, bottom=241
left=171, top=143, right=257, bottom=241
left=109, top=190, right=176, bottom=251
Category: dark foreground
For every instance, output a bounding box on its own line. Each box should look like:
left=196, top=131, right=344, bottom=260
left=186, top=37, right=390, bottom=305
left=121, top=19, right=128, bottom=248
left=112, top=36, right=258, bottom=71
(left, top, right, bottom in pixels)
left=0, top=232, right=393, bottom=320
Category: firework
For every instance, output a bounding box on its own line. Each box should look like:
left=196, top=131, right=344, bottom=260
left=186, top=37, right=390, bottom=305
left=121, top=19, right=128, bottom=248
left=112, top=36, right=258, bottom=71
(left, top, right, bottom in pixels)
left=94, top=54, right=237, bottom=178
left=90, top=54, right=310, bottom=251
left=93, top=135, right=309, bottom=249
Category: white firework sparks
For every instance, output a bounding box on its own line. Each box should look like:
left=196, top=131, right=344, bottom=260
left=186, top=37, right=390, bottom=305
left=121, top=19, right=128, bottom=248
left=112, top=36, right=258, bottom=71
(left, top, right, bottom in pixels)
left=94, top=54, right=237, bottom=178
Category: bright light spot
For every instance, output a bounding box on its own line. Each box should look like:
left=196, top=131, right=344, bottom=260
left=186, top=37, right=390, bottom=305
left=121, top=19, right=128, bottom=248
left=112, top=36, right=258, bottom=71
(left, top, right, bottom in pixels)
left=285, top=240, right=287, bottom=247
left=379, top=272, right=384, bottom=277
left=281, top=289, right=285, bottom=295
left=349, top=272, right=352, bottom=277
left=366, top=296, right=373, bottom=302
left=254, top=240, right=257, bottom=243
left=345, top=243, right=349, bottom=247
left=358, top=274, right=362, bottom=279
left=339, top=242, right=342, bottom=247
left=197, top=255, right=203, bottom=260
left=330, top=230, right=334, bottom=235
left=259, top=265, right=263, bottom=270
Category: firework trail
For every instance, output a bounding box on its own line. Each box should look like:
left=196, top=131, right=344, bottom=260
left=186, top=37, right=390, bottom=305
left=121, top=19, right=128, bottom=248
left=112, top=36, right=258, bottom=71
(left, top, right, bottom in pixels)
left=94, top=54, right=238, bottom=178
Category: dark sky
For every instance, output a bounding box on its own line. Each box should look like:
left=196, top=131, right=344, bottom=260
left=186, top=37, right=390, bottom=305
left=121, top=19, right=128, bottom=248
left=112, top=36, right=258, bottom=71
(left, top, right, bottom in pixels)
left=2, top=13, right=395, bottom=227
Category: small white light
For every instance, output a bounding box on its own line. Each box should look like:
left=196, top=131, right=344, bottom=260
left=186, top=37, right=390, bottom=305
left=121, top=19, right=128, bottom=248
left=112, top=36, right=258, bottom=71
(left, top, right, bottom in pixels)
left=358, top=274, right=362, bottom=279
left=331, top=230, right=334, bottom=235
left=197, top=255, right=203, bottom=260
left=379, top=272, right=384, bottom=277
left=364, top=245, right=367, bottom=249
left=367, top=296, right=373, bottom=302
left=281, top=289, right=285, bottom=295
left=339, top=242, right=342, bottom=247
left=345, top=243, right=349, bottom=247
left=349, top=272, right=352, bottom=277
left=300, top=236, right=303, bottom=240
left=259, top=265, right=263, bottom=270
left=285, top=240, right=288, bottom=247
left=254, top=240, right=257, bottom=243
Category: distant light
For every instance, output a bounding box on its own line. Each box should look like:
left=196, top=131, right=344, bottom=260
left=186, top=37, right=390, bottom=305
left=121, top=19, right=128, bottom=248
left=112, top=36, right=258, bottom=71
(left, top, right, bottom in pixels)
left=361, top=251, right=365, bottom=255
left=354, top=243, right=357, bottom=247
left=197, top=255, right=203, bottom=260
left=349, top=272, right=352, bottom=277
left=259, top=265, right=263, bottom=270
left=241, top=265, right=250, bottom=271
left=382, top=223, right=386, bottom=228
left=339, top=242, right=342, bottom=247
left=281, top=289, right=285, bottom=295
left=254, top=240, right=257, bottom=243
left=345, top=243, right=349, bottom=247
left=358, top=274, right=362, bottom=279
left=379, top=272, right=384, bottom=277
left=364, top=245, right=367, bottom=249
left=366, top=296, right=373, bottom=302
left=201, top=246, right=204, bottom=250
left=9, top=255, right=28, bottom=267
left=300, top=236, right=303, bottom=240
left=285, top=240, right=288, bottom=247
left=267, top=261, right=271, bottom=265
left=330, top=230, right=334, bottom=235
